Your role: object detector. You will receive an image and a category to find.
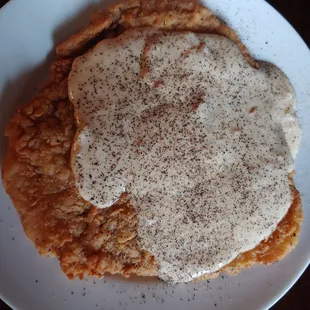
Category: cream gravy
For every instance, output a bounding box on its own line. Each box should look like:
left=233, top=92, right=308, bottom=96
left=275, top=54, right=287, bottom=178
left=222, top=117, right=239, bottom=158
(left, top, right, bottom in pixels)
left=68, top=28, right=300, bottom=283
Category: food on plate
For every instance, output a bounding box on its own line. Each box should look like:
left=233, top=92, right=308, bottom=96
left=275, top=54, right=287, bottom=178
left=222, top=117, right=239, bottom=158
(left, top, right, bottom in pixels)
left=2, top=0, right=302, bottom=283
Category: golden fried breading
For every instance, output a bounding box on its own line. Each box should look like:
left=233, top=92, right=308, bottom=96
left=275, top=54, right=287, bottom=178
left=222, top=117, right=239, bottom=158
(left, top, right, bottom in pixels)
left=2, top=0, right=302, bottom=280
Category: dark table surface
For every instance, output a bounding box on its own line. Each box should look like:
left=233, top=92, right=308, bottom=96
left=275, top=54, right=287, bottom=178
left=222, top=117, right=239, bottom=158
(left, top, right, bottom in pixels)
left=0, top=0, right=309, bottom=309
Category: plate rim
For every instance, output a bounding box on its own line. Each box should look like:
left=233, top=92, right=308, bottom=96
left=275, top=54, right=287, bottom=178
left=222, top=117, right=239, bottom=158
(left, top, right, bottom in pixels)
left=0, top=0, right=310, bottom=309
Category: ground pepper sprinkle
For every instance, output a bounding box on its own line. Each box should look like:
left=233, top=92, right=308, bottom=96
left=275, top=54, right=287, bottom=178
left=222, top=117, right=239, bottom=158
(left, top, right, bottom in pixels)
left=68, top=28, right=301, bottom=283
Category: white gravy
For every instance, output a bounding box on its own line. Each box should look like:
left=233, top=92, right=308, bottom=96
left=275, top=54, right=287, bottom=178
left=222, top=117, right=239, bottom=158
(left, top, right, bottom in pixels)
left=68, top=28, right=301, bottom=283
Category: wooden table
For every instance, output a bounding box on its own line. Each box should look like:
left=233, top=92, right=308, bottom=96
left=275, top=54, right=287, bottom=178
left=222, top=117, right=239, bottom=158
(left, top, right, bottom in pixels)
left=0, top=0, right=309, bottom=309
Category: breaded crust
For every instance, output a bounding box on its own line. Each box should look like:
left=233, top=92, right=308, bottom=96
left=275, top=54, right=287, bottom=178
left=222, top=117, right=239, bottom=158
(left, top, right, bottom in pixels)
left=1, top=0, right=302, bottom=280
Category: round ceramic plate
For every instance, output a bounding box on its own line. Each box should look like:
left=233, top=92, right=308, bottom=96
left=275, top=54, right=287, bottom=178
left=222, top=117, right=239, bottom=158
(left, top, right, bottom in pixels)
left=0, top=0, right=309, bottom=309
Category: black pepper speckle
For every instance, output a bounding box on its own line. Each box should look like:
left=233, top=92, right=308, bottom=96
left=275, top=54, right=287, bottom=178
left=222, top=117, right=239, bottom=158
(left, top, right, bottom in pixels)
left=69, top=28, right=300, bottom=284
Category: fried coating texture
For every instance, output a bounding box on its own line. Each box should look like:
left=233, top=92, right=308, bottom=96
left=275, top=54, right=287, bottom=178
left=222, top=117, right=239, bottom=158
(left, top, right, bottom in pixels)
left=1, top=0, right=302, bottom=280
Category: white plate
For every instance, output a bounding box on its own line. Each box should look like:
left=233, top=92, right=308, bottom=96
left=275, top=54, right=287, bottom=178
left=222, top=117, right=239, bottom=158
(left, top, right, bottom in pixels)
left=0, top=0, right=309, bottom=309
